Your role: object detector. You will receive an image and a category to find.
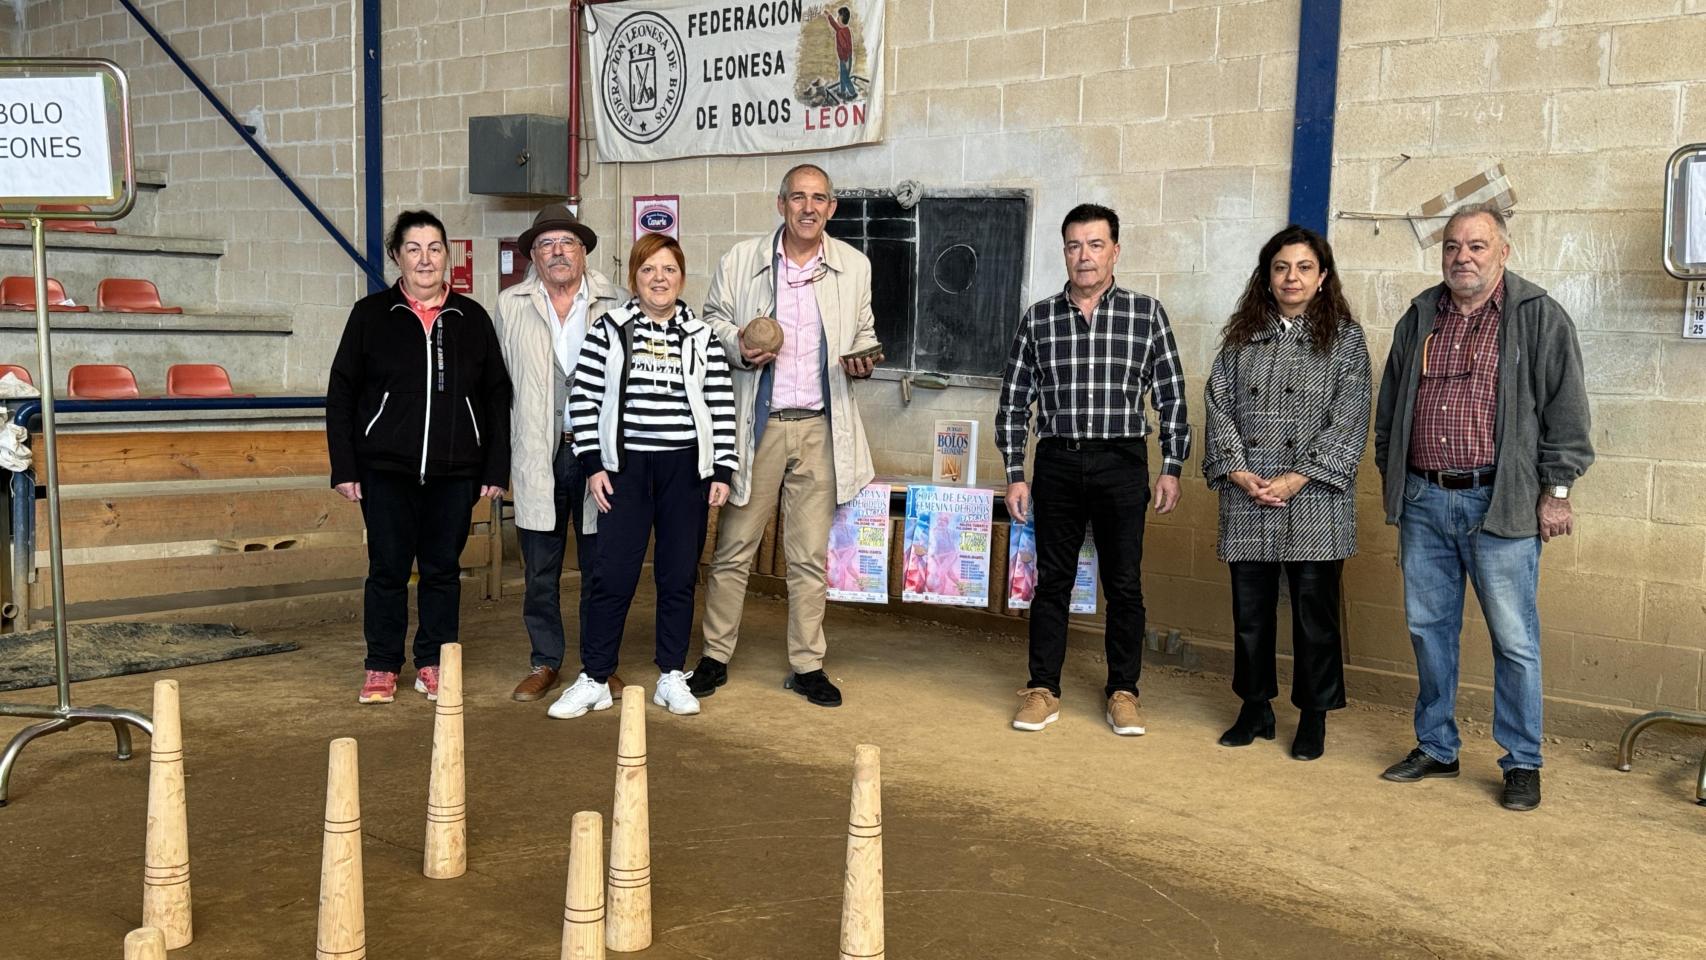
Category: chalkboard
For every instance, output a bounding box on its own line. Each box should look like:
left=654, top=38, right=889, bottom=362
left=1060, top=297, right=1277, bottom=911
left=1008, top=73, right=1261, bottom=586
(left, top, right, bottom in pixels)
left=828, top=192, right=1029, bottom=380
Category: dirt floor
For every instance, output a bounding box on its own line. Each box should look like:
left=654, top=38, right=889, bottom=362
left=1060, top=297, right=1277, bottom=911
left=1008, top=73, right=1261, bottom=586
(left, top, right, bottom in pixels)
left=2, top=583, right=1703, bottom=959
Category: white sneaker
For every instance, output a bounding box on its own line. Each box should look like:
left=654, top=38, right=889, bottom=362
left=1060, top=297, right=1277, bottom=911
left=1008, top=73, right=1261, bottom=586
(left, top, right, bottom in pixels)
left=653, top=670, right=701, bottom=716
left=546, top=672, right=614, bottom=719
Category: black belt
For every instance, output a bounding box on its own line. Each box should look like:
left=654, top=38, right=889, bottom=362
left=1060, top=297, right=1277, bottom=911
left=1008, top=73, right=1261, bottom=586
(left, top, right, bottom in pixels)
left=768, top=407, right=825, bottom=421
left=1410, top=466, right=1495, bottom=490
left=1042, top=436, right=1145, bottom=453
left=561, top=431, right=574, bottom=445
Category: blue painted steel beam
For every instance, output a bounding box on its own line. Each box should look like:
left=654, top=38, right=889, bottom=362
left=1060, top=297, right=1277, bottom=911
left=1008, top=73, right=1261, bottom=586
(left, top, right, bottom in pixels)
left=1287, top=0, right=1342, bottom=235
left=363, top=0, right=385, bottom=293
left=114, top=0, right=387, bottom=289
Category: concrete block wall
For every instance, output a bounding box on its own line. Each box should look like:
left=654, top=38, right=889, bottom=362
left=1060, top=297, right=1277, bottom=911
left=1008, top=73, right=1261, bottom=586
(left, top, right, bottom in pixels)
left=1324, top=0, right=1706, bottom=714
left=22, top=0, right=1706, bottom=717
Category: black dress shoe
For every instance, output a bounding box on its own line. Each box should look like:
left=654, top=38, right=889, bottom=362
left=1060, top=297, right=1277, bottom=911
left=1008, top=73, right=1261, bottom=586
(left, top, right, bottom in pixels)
left=1381, top=747, right=1460, bottom=782
left=1217, top=701, right=1275, bottom=747
left=686, top=656, right=728, bottom=697
left=1500, top=768, right=1541, bottom=811
left=788, top=669, right=842, bottom=707
left=1290, top=710, right=1326, bottom=761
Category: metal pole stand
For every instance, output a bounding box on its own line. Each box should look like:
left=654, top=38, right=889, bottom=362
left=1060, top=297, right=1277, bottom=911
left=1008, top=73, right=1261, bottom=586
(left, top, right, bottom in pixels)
left=1615, top=709, right=1706, bottom=806
left=0, top=217, right=152, bottom=807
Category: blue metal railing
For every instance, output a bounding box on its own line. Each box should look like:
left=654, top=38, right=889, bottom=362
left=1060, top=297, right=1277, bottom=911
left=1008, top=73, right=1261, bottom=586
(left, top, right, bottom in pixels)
left=6, top=396, right=328, bottom=606
left=113, top=0, right=386, bottom=290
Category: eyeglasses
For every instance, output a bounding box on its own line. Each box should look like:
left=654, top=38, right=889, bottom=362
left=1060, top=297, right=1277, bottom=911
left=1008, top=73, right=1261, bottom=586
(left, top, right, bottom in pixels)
left=533, top=237, right=583, bottom=253
left=784, top=261, right=830, bottom=288
left=1420, top=329, right=1482, bottom=380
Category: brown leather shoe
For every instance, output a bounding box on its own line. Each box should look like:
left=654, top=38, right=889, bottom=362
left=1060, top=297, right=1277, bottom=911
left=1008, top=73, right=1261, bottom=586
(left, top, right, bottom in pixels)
left=512, top=665, right=560, bottom=702
left=609, top=673, right=625, bottom=700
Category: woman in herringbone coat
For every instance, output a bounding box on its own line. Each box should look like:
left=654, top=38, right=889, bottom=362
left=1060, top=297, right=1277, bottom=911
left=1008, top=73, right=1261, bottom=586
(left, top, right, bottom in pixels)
left=1202, top=225, right=1371, bottom=761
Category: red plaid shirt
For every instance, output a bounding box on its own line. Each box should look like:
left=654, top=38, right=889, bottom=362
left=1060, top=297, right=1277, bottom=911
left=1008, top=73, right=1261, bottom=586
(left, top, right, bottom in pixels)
left=1409, top=279, right=1503, bottom=471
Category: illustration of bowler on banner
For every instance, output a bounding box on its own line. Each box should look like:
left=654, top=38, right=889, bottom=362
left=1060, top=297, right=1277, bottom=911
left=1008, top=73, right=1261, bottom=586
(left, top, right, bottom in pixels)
left=633, top=195, right=680, bottom=239
left=588, top=0, right=886, bottom=162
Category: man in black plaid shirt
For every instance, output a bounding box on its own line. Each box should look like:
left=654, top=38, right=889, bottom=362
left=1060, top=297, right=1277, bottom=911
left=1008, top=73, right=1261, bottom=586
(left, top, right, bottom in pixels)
left=997, top=203, right=1190, bottom=737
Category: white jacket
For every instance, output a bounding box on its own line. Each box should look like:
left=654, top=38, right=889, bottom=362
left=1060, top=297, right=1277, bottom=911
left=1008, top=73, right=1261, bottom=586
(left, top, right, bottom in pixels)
left=495, top=269, right=625, bottom=532
left=702, top=230, right=881, bottom=506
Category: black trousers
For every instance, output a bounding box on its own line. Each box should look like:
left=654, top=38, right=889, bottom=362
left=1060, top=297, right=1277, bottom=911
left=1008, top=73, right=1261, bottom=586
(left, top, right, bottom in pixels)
left=581, top=449, right=709, bottom=681
left=1228, top=560, right=1347, bottom=712
left=358, top=468, right=480, bottom=673
left=517, top=441, right=598, bottom=670
left=1027, top=438, right=1149, bottom=699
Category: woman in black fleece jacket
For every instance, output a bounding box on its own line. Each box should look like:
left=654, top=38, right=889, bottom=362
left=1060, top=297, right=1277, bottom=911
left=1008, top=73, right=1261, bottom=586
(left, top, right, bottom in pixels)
left=326, top=210, right=512, bottom=705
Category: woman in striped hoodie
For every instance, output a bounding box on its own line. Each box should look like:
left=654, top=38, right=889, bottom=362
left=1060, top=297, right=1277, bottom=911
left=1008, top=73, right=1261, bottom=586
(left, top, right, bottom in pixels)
left=549, top=233, right=738, bottom=719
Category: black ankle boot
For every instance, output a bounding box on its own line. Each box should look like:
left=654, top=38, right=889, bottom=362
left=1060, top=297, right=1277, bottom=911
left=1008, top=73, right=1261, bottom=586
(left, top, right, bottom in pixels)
left=1291, top=709, right=1326, bottom=761
left=1218, top=701, right=1275, bottom=747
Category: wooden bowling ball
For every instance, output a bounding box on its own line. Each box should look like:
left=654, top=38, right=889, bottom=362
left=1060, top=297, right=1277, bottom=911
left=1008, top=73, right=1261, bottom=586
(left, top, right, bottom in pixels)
left=744, top=315, right=784, bottom=353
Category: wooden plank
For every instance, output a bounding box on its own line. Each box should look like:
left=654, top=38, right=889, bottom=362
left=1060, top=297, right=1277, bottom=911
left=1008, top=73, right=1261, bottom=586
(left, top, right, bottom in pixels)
left=886, top=518, right=903, bottom=600
left=41, top=487, right=364, bottom=550
left=772, top=509, right=787, bottom=578
left=701, top=504, right=721, bottom=567
left=34, top=539, right=489, bottom=606
left=755, top=510, right=778, bottom=575
left=41, top=430, right=330, bottom=485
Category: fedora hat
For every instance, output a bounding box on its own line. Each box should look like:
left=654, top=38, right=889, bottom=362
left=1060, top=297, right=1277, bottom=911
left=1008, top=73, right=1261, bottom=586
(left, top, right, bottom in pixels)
left=518, top=202, right=598, bottom=255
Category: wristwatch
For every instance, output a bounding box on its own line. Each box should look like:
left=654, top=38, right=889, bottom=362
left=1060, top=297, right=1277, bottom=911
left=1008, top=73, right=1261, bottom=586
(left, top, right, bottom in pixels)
left=1547, top=485, right=1570, bottom=500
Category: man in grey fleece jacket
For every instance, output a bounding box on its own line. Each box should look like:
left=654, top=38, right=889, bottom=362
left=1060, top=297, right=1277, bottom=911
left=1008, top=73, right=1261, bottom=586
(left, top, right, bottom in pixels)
left=1372, top=203, right=1593, bottom=812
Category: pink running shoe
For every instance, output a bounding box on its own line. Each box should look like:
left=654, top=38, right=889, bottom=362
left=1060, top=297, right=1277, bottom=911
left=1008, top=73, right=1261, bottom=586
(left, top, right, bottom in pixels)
left=414, top=666, right=441, bottom=702
left=359, top=670, right=398, bottom=704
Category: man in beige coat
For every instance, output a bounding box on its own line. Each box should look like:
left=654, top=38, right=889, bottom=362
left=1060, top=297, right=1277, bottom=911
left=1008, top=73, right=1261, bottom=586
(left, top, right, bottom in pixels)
left=689, top=163, right=882, bottom=707
left=496, top=203, right=626, bottom=705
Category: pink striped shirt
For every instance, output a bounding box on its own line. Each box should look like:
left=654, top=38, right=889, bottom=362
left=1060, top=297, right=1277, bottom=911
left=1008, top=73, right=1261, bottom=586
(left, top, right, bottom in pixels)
left=772, top=239, right=825, bottom=410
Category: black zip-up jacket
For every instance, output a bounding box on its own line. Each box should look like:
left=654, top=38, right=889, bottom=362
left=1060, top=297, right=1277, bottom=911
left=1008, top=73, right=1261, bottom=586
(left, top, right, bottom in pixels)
left=326, top=283, right=512, bottom=487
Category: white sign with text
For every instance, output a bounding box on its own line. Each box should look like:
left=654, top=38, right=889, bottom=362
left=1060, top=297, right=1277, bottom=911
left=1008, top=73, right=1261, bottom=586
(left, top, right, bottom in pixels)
left=0, top=75, right=114, bottom=201
left=587, top=0, right=885, bottom=162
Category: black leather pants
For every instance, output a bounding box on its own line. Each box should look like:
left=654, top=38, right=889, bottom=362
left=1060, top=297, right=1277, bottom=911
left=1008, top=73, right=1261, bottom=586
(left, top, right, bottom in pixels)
left=1228, top=560, right=1347, bottom=712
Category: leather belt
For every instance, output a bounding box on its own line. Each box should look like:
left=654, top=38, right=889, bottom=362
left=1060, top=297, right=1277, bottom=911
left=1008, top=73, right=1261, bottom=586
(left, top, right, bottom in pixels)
left=1410, top=466, right=1496, bottom=490
left=768, top=407, right=825, bottom=421
left=561, top=431, right=574, bottom=445
left=1042, top=436, right=1144, bottom=453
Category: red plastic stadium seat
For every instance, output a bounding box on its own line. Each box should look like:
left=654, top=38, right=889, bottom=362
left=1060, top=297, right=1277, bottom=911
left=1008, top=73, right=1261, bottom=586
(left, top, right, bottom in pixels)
left=166, top=363, right=238, bottom=398
left=0, top=276, right=90, bottom=312
left=98, top=278, right=183, bottom=314
left=0, top=364, right=33, bottom=385
left=38, top=203, right=116, bottom=234
left=67, top=364, right=140, bottom=399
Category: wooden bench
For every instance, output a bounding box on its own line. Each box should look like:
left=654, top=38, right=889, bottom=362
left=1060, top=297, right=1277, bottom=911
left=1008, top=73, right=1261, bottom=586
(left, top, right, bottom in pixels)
left=10, top=428, right=498, bottom=628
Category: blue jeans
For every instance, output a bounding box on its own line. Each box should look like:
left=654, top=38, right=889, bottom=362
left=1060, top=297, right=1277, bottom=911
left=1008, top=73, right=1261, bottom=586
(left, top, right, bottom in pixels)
left=1398, top=473, right=1544, bottom=771
left=838, top=59, right=854, bottom=97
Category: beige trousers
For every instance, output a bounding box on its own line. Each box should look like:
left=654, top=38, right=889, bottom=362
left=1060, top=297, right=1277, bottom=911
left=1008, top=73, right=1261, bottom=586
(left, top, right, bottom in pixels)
left=701, top=417, right=836, bottom=673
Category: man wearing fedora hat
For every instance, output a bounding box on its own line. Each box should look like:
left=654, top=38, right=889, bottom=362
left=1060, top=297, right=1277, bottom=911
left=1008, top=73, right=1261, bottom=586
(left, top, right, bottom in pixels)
left=497, top=203, right=629, bottom=706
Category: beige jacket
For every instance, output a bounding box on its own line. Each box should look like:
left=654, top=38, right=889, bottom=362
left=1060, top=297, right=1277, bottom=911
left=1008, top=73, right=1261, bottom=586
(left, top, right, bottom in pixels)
left=496, top=268, right=625, bottom=532
left=702, top=229, right=880, bottom=507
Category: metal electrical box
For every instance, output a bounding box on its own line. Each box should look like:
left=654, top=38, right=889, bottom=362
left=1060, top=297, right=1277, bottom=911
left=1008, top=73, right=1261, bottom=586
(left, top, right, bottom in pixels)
left=468, top=114, right=568, bottom=198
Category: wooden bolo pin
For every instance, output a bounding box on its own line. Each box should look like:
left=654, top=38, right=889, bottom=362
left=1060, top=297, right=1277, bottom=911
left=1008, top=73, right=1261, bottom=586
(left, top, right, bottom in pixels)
left=607, top=687, right=651, bottom=951
left=123, top=926, right=167, bottom=960
left=839, top=744, right=884, bottom=960
left=424, top=642, right=467, bottom=879
left=561, top=810, right=606, bottom=960
left=142, top=678, right=192, bottom=948
left=317, top=738, right=366, bottom=960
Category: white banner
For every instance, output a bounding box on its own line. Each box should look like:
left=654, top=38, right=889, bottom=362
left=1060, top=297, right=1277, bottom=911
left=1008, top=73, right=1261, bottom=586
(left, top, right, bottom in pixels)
left=588, top=0, right=885, bottom=162
left=0, top=76, right=115, bottom=201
